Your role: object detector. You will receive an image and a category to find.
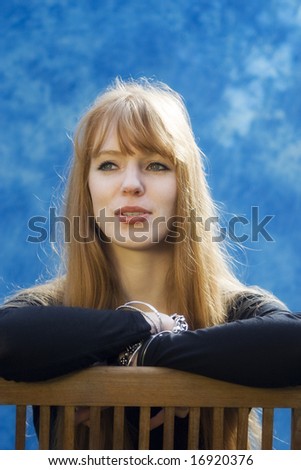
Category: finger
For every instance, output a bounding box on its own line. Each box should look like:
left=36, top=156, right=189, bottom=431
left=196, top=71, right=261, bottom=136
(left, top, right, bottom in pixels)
left=175, top=407, right=189, bottom=418
left=150, top=409, right=165, bottom=430
left=75, top=406, right=90, bottom=426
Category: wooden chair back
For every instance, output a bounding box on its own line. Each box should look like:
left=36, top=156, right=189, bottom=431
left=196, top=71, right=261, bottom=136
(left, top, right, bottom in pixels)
left=0, top=367, right=300, bottom=450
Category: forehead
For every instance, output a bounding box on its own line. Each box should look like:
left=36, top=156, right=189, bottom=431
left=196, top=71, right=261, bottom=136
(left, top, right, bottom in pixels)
left=99, top=126, right=120, bottom=152
left=89, top=106, right=176, bottom=162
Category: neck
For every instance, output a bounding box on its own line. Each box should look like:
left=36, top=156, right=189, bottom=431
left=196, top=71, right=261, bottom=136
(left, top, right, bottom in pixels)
left=110, top=245, right=174, bottom=314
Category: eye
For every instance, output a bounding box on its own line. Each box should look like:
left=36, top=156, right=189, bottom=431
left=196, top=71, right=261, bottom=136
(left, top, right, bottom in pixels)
left=97, top=161, right=118, bottom=171
left=146, top=161, right=170, bottom=172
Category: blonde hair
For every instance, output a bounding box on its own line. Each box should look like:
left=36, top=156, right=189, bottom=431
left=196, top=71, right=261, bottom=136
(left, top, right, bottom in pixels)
left=6, top=77, right=276, bottom=448
left=7, top=78, right=270, bottom=319
left=59, top=77, right=255, bottom=328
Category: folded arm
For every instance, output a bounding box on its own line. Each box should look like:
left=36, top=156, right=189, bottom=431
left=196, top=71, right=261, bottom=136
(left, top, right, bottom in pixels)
left=138, top=302, right=301, bottom=388
left=0, top=305, right=151, bottom=381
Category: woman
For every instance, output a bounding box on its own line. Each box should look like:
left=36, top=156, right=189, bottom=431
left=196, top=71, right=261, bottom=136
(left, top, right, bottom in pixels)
left=1, top=78, right=300, bottom=449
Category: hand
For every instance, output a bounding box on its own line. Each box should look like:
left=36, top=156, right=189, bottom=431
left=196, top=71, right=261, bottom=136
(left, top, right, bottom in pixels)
left=150, top=407, right=189, bottom=430
left=158, top=312, right=177, bottom=331
left=75, top=406, right=189, bottom=431
left=75, top=406, right=90, bottom=426
left=143, top=311, right=176, bottom=334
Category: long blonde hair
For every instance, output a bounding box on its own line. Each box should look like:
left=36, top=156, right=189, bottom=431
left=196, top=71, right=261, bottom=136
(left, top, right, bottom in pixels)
left=6, top=77, right=274, bottom=448
left=8, top=78, right=267, bottom=320
left=58, top=77, right=255, bottom=329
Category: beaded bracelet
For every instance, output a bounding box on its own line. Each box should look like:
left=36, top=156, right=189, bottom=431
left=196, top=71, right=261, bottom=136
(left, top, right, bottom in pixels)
left=171, top=313, right=189, bottom=333
left=118, top=341, right=142, bottom=366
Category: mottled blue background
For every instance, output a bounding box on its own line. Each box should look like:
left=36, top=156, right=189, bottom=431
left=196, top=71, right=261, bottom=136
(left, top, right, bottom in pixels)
left=0, top=0, right=300, bottom=450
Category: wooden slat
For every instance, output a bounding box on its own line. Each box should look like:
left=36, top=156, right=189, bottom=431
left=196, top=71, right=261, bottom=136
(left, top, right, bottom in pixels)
left=261, top=408, right=274, bottom=449
left=1, top=368, right=301, bottom=408
left=138, top=407, right=151, bottom=449
left=212, top=407, right=224, bottom=449
left=291, top=408, right=301, bottom=450
left=89, top=407, right=101, bottom=450
left=39, top=406, right=51, bottom=449
left=15, top=405, right=26, bottom=450
left=236, top=408, right=249, bottom=449
left=1, top=368, right=301, bottom=450
left=113, top=406, right=124, bottom=449
left=163, top=407, right=175, bottom=449
left=63, top=406, right=75, bottom=449
left=188, top=407, right=201, bottom=449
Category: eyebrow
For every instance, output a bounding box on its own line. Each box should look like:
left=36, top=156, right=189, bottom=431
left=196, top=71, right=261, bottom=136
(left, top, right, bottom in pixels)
left=94, top=149, right=164, bottom=160
left=97, top=150, right=123, bottom=157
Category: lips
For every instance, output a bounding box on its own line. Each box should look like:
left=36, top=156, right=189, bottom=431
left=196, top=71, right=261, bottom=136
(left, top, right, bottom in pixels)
left=115, top=206, right=152, bottom=224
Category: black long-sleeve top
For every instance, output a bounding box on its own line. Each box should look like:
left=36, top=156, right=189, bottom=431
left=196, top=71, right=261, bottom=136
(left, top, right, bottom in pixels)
left=0, top=296, right=301, bottom=387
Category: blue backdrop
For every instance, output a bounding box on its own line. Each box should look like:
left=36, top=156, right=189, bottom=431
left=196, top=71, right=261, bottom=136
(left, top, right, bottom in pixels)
left=0, top=0, right=300, bottom=450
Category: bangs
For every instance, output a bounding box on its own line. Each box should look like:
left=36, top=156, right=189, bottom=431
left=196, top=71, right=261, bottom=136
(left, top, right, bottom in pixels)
left=89, top=94, right=177, bottom=163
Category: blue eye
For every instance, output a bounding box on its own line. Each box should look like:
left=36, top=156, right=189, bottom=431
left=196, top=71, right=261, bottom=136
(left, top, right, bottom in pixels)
left=97, top=161, right=117, bottom=171
left=147, top=162, right=169, bottom=171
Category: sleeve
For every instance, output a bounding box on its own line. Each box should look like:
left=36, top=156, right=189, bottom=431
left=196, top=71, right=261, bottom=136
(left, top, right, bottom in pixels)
left=138, top=298, right=301, bottom=388
left=0, top=304, right=151, bottom=382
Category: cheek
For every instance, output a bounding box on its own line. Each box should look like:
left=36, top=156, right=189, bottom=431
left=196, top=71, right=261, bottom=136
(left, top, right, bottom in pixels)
left=165, top=179, right=177, bottom=213
left=88, top=176, right=108, bottom=207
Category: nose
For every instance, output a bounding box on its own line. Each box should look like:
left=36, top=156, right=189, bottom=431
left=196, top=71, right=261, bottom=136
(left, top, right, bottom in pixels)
left=121, top=164, right=144, bottom=195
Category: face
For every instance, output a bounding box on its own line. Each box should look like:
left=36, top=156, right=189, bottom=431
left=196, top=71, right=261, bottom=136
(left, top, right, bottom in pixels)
left=88, top=127, right=177, bottom=251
